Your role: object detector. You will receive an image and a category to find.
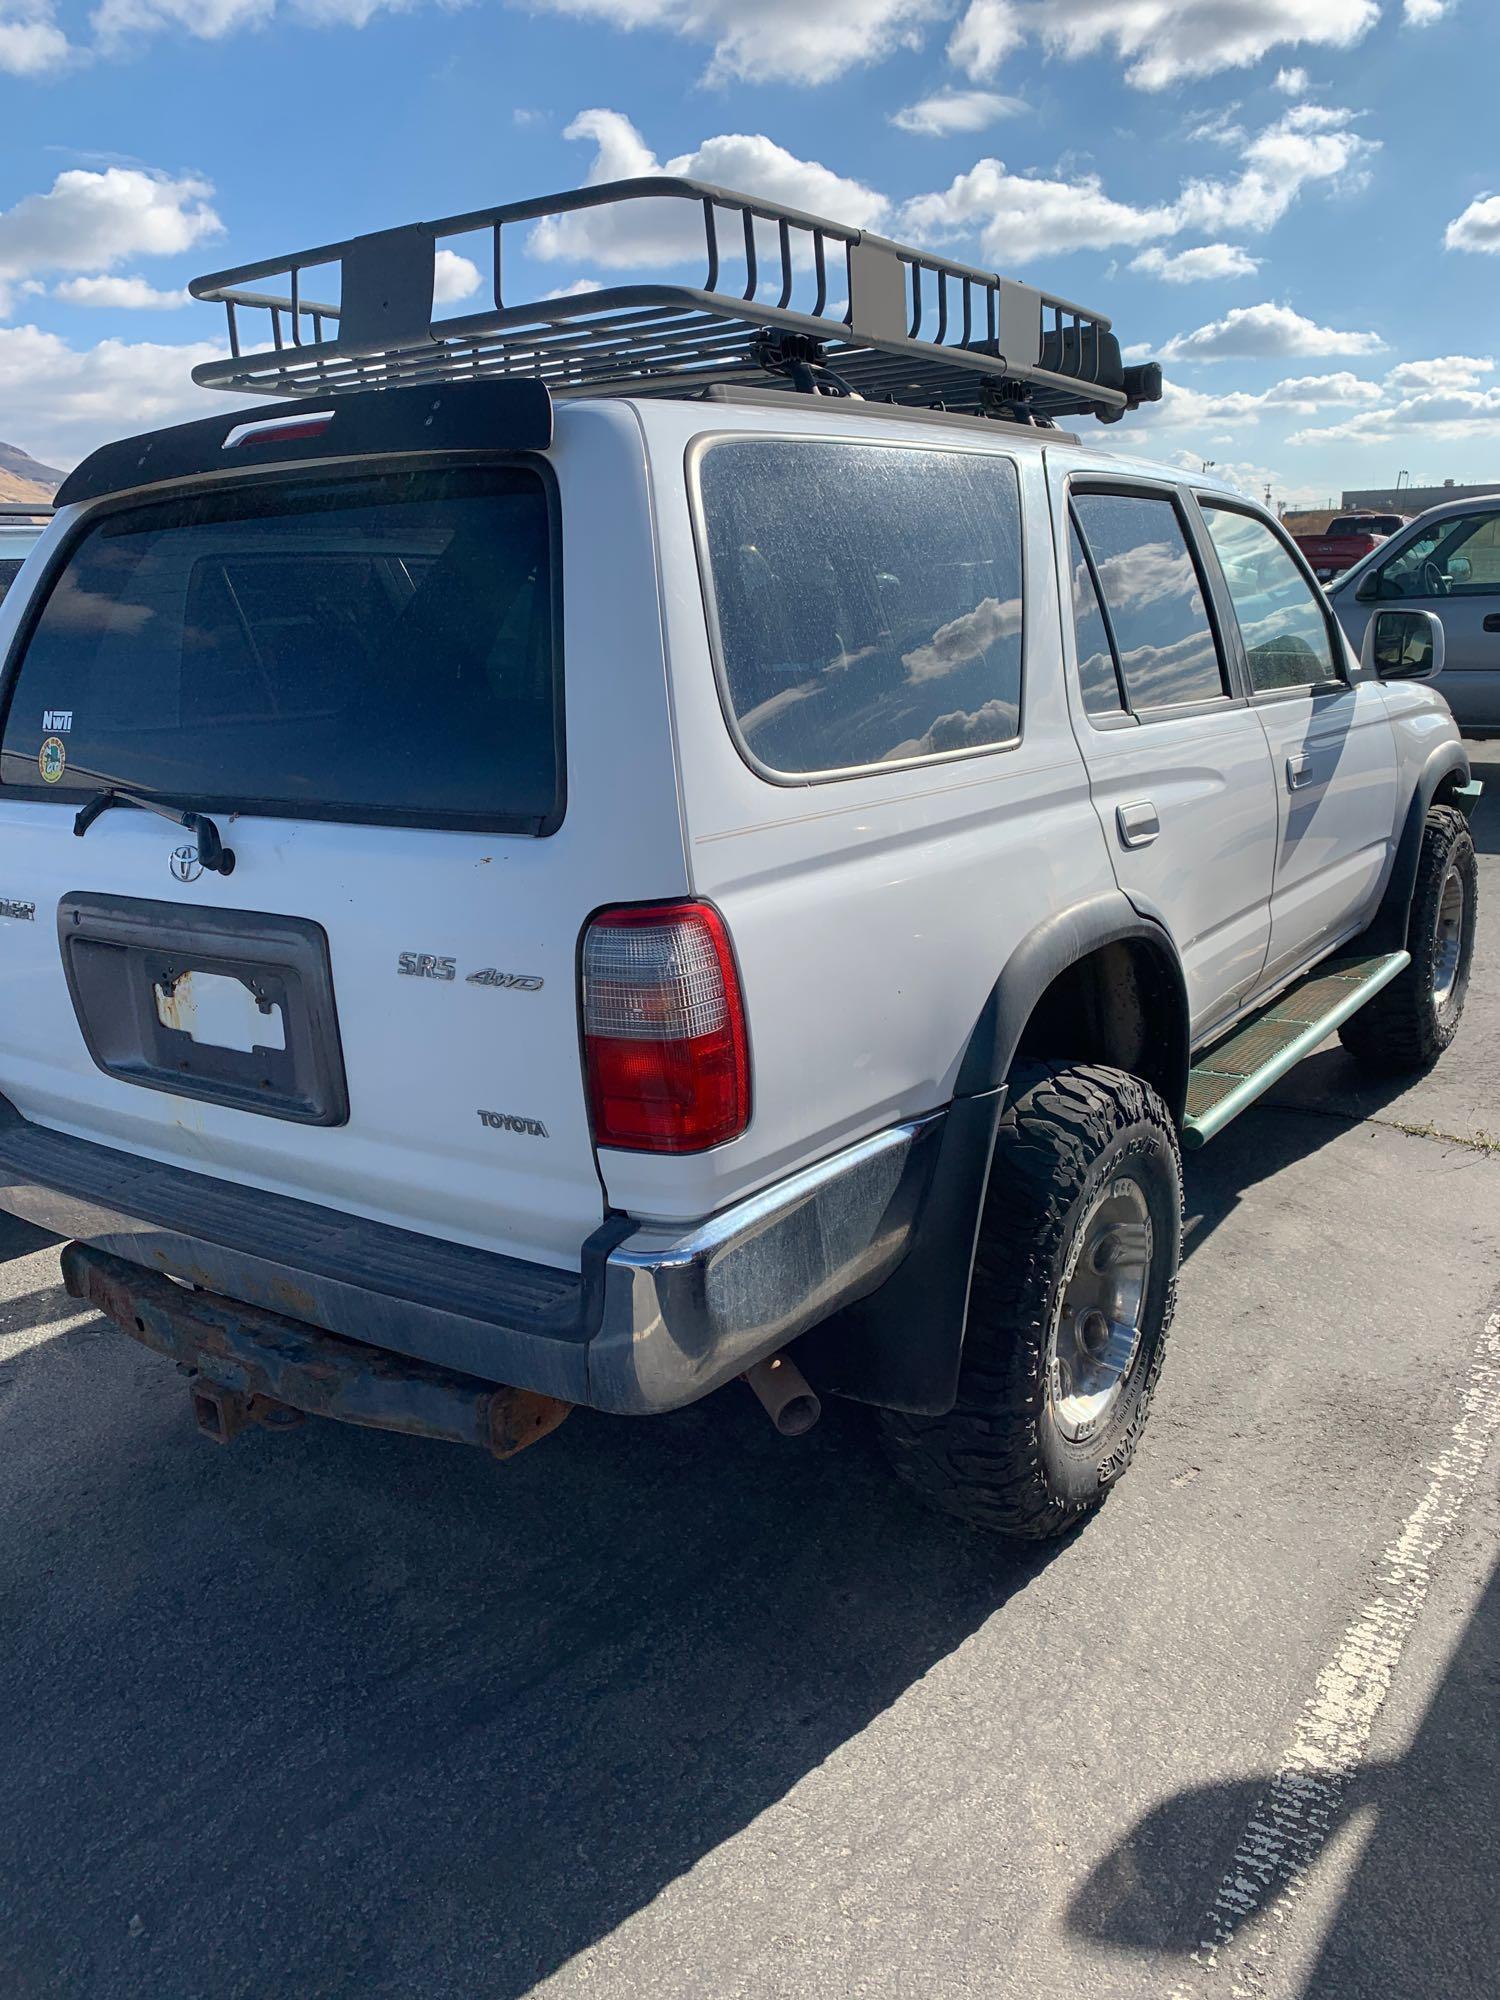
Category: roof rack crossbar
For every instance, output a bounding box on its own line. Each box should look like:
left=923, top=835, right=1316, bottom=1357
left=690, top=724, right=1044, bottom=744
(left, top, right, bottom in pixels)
left=188, top=177, right=1163, bottom=422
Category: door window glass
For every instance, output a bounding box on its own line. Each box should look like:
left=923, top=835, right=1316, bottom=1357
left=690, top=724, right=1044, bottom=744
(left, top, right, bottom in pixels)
left=1376, top=511, right=1500, bottom=599
left=1067, top=522, right=1126, bottom=717
left=1071, top=491, right=1226, bottom=710
left=697, top=440, right=1024, bottom=775
left=1200, top=505, right=1339, bottom=692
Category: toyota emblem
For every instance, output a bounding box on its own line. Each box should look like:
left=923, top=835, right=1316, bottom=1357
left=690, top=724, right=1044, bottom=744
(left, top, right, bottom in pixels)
left=170, top=845, right=204, bottom=884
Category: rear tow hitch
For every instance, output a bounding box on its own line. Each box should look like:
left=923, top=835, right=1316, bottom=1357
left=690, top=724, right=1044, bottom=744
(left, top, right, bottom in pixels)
left=62, top=1241, right=571, bottom=1462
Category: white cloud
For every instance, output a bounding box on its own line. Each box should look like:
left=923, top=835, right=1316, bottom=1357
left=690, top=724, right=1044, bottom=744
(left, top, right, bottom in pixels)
left=1273, top=66, right=1308, bottom=95
left=524, top=0, right=942, bottom=86
left=0, top=1, right=70, bottom=73
left=1138, top=372, right=1383, bottom=432
left=530, top=110, right=888, bottom=268
left=1290, top=387, right=1500, bottom=447
left=1444, top=194, right=1500, bottom=256
left=0, top=169, right=222, bottom=305
left=902, top=162, right=1176, bottom=262
left=1170, top=103, right=1377, bottom=238
left=1131, top=243, right=1260, bottom=283
left=432, top=248, right=481, bottom=304
left=54, top=273, right=191, bottom=308
left=1155, top=303, right=1384, bottom=362
left=91, top=0, right=274, bottom=42
left=948, top=1, right=1379, bottom=93
left=891, top=87, right=1024, bottom=136
left=1403, top=1, right=1452, bottom=22
left=902, top=101, right=1373, bottom=266
left=1384, top=354, right=1493, bottom=393
left=0, top=323, right=252, bottom=467
left=946, top=0, right=1021, bottom=80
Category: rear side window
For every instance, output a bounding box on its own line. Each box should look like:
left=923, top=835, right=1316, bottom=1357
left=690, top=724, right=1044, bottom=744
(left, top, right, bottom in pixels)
left=697, top=440, right=1024, bottom=777
left=1, top=464, right=559, bottom=832
left=1067, top=523, right=1126, bottom=718
left=1071, top=491, right=1226, bottom=712
left=1200, top=504, right=1338, bottom=692
left=0, top=561, right=22, bottom=605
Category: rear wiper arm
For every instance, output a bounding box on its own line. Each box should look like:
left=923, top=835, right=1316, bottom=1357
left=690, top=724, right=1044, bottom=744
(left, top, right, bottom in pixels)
left=73, top=788, right=236, bottom=876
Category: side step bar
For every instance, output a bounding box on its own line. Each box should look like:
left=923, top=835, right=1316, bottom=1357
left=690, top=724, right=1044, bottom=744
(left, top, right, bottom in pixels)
left=1183, top=950, right=1410, bottom=1148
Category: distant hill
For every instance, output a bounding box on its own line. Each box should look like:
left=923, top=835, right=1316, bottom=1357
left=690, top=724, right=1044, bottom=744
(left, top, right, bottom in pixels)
left=0, top=441, right=62, bottom=508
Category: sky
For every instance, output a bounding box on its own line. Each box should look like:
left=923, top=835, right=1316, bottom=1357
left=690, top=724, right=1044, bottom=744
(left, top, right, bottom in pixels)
left=1, top=0, right=1497, bottom=506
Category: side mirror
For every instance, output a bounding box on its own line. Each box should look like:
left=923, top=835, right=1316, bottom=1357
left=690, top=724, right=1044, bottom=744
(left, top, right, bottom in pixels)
left=1448, top=555, right=1472, bottom=584
left=1362, top=607, right=1445, bottom=683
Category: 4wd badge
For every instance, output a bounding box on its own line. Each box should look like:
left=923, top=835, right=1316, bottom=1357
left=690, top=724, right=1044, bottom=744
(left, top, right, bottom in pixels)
left=38, top=736, right=66, bottom=785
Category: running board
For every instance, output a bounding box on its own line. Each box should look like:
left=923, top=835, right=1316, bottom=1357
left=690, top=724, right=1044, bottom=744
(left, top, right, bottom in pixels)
left=1183, top=950, right=1410, bottom=1148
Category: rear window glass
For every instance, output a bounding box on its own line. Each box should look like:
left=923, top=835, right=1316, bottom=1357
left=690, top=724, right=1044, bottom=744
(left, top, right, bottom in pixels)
left=0, top=560, right=22, bottom=605
left=0, top=465, right=559, bottom=831
left=697, top=440, right=1024, bottom=777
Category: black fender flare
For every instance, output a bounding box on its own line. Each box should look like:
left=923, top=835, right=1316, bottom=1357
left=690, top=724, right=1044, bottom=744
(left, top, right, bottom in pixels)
left=795, top=893, right=1190, bottom=1416
left=956, top=888, right=1191, bottom=1119
left=1364, top=741, right=1472, bottom=955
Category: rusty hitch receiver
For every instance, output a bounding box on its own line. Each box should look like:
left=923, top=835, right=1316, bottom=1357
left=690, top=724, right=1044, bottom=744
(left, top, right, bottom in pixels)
left=60, top=1242, right=570, bottom=1461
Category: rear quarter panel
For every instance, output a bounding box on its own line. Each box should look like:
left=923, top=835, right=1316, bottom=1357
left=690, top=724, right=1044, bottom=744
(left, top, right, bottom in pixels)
left=605, top=401, right=1115, bottom=1225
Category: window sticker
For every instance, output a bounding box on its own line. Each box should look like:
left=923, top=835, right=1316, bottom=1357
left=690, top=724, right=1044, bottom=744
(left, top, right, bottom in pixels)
left=38, top=736, right=66, bottom=784
left=42, top=709, right=72, bottom=733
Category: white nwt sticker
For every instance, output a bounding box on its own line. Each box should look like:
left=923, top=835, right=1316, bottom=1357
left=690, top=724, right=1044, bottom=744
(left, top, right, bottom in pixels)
left=42, top=709, right=72, bottom=733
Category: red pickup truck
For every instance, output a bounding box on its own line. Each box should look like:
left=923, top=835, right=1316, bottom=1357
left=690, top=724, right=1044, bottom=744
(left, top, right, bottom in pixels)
left=1293, top=512, right=1408, bottom=583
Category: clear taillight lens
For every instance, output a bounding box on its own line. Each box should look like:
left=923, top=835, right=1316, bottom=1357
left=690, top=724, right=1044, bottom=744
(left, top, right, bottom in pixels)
left=581, top=901, right=750, bottom=1153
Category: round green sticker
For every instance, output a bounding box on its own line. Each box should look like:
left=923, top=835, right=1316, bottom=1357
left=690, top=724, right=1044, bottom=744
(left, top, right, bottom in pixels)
left=38, top=736, right=66, bottom=785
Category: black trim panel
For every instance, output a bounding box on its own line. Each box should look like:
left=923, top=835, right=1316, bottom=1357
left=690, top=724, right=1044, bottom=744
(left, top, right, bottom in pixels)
left=55, top=379, right=554, bottom=508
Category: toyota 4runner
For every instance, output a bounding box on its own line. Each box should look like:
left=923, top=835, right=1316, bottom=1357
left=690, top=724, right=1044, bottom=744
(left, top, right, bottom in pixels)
left=0, top=180, right=1480, bottom=1538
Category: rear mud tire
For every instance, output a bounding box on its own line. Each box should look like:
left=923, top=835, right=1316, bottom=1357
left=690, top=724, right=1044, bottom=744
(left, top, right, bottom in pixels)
left=1339, top=805, right=1478, bottom=1074
left=878, top=1062, right=1182, bottom=1541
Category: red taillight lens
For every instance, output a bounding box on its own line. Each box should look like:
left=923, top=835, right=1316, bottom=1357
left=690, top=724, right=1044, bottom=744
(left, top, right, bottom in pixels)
left=581, top=901, right=750, bottom=1153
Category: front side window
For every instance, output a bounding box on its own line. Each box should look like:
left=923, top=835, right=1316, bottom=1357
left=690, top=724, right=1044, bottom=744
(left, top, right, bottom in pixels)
left=1, top=464, right=559, bottom=831
left=1070, top=491, right=1227, bottom=711
left=1200, top=504, right=1339, bottom=693
left=1375, top=511, right=1500, bottom=600
left=697, top=440, right=1024, bottom=777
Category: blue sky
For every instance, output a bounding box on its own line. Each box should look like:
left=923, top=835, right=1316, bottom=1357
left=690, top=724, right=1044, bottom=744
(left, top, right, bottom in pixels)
left=1, top=0, right=1497, bottom=504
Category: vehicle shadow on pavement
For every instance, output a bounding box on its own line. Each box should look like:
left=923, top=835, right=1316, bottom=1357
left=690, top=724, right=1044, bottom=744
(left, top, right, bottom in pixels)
left=1461, top=743, right=1497, bottom=858
left=0, top=1333, right=1065, bottom=1999
left=1061, top=1549, right=1500, bottom=1995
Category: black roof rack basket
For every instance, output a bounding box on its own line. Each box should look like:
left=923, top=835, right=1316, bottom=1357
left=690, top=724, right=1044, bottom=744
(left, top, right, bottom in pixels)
left=190, top=177, right=1162, bottom=423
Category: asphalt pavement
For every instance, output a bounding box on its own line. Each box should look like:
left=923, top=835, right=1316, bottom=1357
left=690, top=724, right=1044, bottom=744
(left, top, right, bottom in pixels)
left=2, top=745, right=1497, bottom=2000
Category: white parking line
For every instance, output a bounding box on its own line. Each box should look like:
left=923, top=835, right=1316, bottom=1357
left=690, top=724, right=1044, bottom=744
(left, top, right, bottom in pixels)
left=1172, top=1307, right=1500, bottom=1997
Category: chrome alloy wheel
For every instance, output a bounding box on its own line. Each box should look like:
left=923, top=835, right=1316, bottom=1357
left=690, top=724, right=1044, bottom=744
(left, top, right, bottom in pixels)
left=1432, top=862, right=1466, bottom=1018
left=1046, top=1176, right=1153, bottom=1444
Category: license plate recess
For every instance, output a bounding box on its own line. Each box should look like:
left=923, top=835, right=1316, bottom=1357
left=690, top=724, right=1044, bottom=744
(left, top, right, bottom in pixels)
left=57, top=892, right=348, bottom=1125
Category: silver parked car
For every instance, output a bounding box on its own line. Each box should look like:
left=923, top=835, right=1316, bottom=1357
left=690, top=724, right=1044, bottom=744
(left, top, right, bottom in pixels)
left=1327, top=493, right=1500, bottom=735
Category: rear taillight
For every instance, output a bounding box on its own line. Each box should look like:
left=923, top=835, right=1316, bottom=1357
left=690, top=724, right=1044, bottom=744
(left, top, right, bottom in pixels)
left=581, top=901, right=750, bottom=1153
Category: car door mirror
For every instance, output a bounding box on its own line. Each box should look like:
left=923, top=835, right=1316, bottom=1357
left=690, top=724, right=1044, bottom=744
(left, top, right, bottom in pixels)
left=1362, top=608, right=1445, bottom=682
left=1447, top=555, right=1472, bottom=583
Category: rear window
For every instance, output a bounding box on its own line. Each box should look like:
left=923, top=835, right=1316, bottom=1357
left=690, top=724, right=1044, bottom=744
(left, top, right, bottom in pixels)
left=0, top=464, right=560, bottom=832
left=0, top=560, right=22, bottom=605
left=696, top=439, right=1024, bottom=778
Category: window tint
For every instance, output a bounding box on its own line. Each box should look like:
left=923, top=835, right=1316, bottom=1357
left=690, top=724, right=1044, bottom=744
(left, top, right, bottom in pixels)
left=1201, top=505, right=1338, bottom=692
left=1067, top=521, right=1125, bottom=717
left=1071, top=492, right=1225, bottom=710
left=1, top=466, right=559, bottom=830
left=698, top=441, right=1024, bottom=776
left=0, top=560, right=22, bottom=605
left=1376, top=510, right=1500, bottom=600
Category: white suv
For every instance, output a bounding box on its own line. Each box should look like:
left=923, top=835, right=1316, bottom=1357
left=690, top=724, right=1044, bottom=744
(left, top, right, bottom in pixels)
left=0, top=180, right=1479, bottom=1538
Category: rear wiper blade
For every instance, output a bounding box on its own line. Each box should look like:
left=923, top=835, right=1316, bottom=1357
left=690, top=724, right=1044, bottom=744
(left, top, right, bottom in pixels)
left=73, top=788, right=236, bottom=876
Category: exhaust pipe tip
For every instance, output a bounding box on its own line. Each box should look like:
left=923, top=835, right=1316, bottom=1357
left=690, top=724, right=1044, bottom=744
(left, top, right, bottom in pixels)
left=743, top=1353, right=821, bottom=1438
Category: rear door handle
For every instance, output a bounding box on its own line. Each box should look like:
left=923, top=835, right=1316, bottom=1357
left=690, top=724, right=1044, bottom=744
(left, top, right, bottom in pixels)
left=1286, top=755, right=1315, bottom=791
left=1483, top=613, right=1500, bottom=633
left=1116, top=800, right=1160, bottom=849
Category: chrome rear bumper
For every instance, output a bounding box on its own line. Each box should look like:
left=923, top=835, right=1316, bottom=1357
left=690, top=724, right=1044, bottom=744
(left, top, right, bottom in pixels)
left=0, top=1098, right=943, bottom=1414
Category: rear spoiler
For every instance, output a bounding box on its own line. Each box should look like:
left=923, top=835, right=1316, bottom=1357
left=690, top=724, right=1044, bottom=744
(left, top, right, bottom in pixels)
left=54, top=379, right=554, bottom=510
